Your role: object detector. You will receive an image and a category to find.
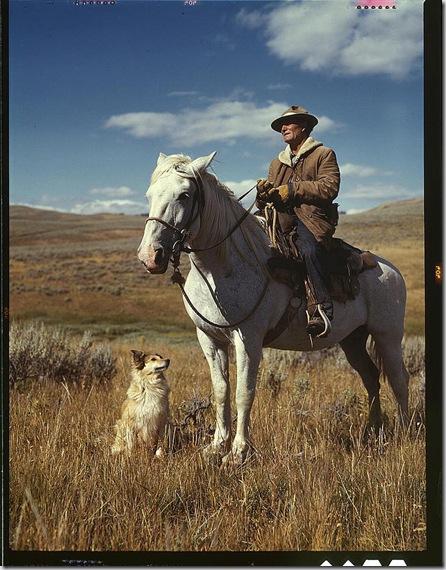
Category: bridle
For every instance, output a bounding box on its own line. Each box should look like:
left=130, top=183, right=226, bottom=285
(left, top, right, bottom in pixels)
left=144, top=170, right=256, bottom=260
left=142, top=169, right=268, bottom=329
left=144, top=171, right=204, bottom=262
left=144, top=166, right=261, bottom=262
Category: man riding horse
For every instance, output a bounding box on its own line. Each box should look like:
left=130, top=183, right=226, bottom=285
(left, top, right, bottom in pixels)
left=256, top=105, right=340, bottom=339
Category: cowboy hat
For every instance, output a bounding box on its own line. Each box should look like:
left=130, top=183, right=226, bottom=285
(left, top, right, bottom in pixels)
left=271, top=105, right=318, bottom=132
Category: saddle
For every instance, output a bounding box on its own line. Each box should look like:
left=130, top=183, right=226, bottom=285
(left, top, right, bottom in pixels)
left=267, top=237, right=378, bottom=303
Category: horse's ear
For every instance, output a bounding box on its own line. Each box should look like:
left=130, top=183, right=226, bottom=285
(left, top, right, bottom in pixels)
left=157, top=152, right=167, bottom=166
left=190, top=151, right=217, bottom=173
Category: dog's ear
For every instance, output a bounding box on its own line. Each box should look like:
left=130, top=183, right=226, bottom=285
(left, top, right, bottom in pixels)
left=131, top=350, right=146, bottom=370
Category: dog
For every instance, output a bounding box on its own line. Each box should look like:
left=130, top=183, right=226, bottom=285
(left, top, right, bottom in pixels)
left=111, top=350, right=170, bottom=457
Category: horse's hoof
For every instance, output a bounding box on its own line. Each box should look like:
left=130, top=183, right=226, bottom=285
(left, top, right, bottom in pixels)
left=155, top=447, right=166, bottom=459
left=221, top=449, right=248, bottom=468
left=201, top=444, right=224, bottom=466
left=221, top=452, right=240, bottom=468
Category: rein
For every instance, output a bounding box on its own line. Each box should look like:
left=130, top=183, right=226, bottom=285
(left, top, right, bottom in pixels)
left=174, top=258, right=270, bottom=330
left=184, top=200, right=256, bottom=254
left=144, top=173, right=268, bottom=329
left=144, top=177, right=257, bottom=255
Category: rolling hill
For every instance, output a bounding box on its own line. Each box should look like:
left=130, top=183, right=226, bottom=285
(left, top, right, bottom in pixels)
left=9, top=198, right=424, bottom=338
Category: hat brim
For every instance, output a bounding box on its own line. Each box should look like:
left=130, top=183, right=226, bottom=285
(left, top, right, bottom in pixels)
left=271, top=113, right=318, bottom=133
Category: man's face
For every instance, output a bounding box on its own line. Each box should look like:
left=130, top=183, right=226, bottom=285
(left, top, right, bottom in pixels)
left=281, top=120, right=306, bottom=145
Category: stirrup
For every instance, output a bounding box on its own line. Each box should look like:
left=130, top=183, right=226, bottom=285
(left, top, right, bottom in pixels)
left=305, top=304, right=332, bottom=339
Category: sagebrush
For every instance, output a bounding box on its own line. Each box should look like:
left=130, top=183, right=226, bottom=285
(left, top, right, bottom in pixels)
left=9, top=320, right=116, bottom=386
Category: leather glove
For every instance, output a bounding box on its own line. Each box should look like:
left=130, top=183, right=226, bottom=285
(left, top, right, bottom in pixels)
left=265, top=184, right=291, bottom=211
left=256, top=179, right=274, bottom=211
left=256, top=179, right=274, bottom=197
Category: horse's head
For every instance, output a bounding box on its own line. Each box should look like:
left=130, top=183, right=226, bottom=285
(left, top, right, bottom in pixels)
left=137, top=151, right=216, bottom=274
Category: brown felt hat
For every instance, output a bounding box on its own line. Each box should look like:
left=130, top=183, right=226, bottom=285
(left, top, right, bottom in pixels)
left=271, top=105, right=318, bottom=132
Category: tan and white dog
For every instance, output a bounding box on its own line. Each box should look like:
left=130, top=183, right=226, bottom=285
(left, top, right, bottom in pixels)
left=111, top=350, right=170, bottom=457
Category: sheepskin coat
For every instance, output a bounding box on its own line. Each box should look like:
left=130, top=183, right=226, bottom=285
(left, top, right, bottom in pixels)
left=267, top=137, right=341, bottom=243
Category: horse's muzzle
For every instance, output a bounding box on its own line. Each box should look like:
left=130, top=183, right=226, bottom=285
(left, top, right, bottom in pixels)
left=138, top=245, right=169, bottom=274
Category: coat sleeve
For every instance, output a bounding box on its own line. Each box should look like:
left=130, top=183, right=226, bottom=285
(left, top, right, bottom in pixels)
left=267, top=160, right=278, bottom=185
left=289, top=149, right=340, bottom=206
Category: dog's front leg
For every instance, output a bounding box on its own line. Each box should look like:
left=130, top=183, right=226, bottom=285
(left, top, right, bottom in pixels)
left=138, top=426, right=159, bottom=456
left=152, top=424, right=167, bottom=458
left=154, top=418, right=169, bottom=458
left=222, top=333, right=262, bottom=467
left=196, top=329, right=230, bottom=465
left=112, top=419, right=134, bottom=455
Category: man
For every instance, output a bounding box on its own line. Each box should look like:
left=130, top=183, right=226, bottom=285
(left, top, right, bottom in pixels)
left=257, top=105, right=340, bottom=338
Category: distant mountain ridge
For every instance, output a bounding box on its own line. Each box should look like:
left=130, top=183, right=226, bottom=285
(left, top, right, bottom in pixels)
left=343, top=197, right=423, bottom=219
left=10, top=196, right=423, bottom=223
left=9, top=198, right=424, bottom=248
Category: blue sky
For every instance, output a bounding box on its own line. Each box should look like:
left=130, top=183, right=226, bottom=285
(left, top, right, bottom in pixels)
left=10, top=0, right=424, bottom=215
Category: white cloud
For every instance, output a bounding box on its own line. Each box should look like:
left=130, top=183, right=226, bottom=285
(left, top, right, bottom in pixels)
left=346, top=208, right=367, bottom=215
left=105, top=100, right=339, bottom=147
left=105, top=112, right=174, bottom=139
left=90, top=186, right=135, bottom=197
left=223, top=179, right=258, bottom=207
left=223, top=179, right=257, bottom=196
left=12, top=200, right=147, bottom=215
left=235, top=8, right=266, bottom=29
left=71, top=199, right=147, bottom=215
left=342, top=184, right=414, bottom=200
left=239, top=0, right=422, bottom=79
left=11, top=202, right=68, bottom=213
left=340, top=163, right=378, bottom=177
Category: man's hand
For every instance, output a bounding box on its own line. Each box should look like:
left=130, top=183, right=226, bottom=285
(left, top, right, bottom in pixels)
left=256, top=179, right=273, bottom=210
left=265, top=184, right=291, bottom=211
left=256, top=179, right=273, bottom=197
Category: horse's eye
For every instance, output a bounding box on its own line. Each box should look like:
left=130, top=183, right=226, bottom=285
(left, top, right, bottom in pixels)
left=178, top=192, right=190, bottom=201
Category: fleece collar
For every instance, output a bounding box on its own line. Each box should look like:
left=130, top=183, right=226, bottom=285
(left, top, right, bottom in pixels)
left=278, top=137, right=323, bottom=166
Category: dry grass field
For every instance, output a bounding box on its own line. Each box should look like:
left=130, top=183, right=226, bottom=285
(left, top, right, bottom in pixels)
left=9, top=337, right=426, bottom=552
left=8, top=199, right=426, bottom=552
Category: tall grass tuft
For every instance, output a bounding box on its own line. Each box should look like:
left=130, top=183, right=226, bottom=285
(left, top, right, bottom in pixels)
left=9, top=320, right=116, bottom=386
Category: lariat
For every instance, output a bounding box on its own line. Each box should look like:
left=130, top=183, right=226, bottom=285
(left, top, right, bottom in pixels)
left=169, top=253, right=269, bottom=330
left=263, top=203, right=297, bottom=259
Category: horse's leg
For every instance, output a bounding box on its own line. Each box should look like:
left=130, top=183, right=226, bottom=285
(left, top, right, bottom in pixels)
left=372, top=333, right=409, bottom=426
left=196, top=329, right=231, bottom=462
left=222, top=334, right=263, bottom=466
left=340, top=325, right=382, bottom=430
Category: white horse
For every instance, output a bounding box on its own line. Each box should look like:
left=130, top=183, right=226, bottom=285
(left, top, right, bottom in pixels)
left=138, top=152, right=409, bottom=465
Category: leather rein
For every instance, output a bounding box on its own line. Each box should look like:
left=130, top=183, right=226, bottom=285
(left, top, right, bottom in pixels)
left=143, top=172, right=268, bottom=329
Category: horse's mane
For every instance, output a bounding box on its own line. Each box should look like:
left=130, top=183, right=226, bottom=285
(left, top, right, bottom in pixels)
left=199, top=172, right=270, bottom=266
left=151, top=154, right=269, bottom=266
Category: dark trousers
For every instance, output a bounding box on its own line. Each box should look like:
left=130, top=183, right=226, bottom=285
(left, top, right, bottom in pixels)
left=293, top=219, right=331, bottom=308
